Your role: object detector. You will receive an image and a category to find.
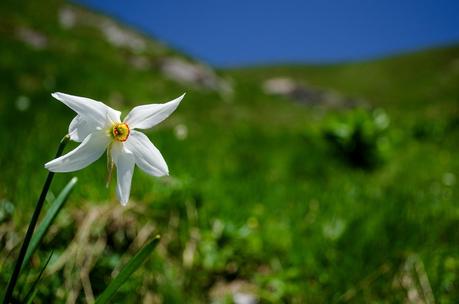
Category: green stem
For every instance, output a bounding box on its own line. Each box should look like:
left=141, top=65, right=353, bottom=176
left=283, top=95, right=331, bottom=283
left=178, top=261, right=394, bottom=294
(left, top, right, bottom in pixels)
left=3, top=135, right=69, bottom=304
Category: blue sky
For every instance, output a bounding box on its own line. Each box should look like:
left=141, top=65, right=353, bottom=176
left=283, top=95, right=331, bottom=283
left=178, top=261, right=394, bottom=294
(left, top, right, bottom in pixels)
left=75, top=0, right=459, bottom=67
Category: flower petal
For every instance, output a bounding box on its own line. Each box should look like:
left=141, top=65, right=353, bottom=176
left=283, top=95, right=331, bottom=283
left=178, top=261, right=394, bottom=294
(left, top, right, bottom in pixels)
left=123, top=93, right=185, bottom=130
left=45, top=130, right=109, bottom=172
left=52, top=92, right=121, bottom=128
left=125, top=130, right=168, bottom=176
left=68, top=115, right=95, bottom=142
left=111, top=143, right=135, bottom=205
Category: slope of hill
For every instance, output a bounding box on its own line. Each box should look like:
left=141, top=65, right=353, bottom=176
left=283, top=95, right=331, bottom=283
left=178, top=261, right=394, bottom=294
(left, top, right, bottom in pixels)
left=1, top=1, right=458, bottom=303
left=230, top=45, right=459, bottom=113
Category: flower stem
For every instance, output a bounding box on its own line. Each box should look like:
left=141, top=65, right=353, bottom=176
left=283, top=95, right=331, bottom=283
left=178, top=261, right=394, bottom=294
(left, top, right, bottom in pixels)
left=3, top=135, right=69, bottom=304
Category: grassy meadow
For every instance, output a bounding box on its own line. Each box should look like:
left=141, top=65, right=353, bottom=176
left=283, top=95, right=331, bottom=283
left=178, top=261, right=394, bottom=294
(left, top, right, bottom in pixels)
left=1, top=1, right=459, bottom=303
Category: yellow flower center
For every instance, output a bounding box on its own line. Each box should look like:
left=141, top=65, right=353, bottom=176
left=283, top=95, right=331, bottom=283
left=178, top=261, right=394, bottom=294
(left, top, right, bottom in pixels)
left=112, top=123, right=130, bottom=142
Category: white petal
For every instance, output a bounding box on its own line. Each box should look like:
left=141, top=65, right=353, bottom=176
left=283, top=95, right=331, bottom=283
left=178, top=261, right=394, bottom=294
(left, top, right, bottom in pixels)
left=111, top=143, right=135, bottom=205
left=52, top=92, right=121, bottom=128
left=45, top=130, right=109, bottom=172
left=68, top=115, right=96, bottom=142
left=123, top=93, right=185, bottom=130
left=125, top=130, right=168, bottom=177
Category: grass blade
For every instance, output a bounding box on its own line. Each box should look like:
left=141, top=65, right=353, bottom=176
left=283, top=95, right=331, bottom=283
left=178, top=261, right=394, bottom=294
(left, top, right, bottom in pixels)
left=22, top=250, right=54, bottom=303
left=3, top=136, right=70, bottom=304
left=22, top=177, right=78, bottom=269
left=95, top=235, right=161, bottom=304
left=25, top=289, right=38, bottom=304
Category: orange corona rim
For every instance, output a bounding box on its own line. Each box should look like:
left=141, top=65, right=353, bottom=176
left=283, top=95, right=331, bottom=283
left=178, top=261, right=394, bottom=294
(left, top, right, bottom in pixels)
left=112, top=123, right=130, bottom=142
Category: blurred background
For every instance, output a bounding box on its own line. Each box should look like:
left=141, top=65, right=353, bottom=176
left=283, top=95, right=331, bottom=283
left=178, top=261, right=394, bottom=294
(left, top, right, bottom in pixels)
left=1, top=0, right=459, bottom=303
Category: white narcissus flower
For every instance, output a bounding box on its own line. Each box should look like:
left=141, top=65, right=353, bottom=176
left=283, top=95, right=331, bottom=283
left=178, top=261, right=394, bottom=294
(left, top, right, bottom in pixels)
left=45, top=92, right=185, bottom=205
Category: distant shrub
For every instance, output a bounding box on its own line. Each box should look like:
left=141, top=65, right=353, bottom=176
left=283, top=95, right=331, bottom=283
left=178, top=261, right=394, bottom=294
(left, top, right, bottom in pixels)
left=323, top=108, right=391, bottom=169
left=412, top=115, right=459, bottom=141
left=0, top=199, right=14, bottom=223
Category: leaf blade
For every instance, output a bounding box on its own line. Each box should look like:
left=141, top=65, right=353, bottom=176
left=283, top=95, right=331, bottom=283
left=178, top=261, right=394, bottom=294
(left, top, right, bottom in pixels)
left=22, top=177, right=77, bottom=269
left=95, top=235, right=161, bottom=304
left=23, top=250, right=54, bottom=303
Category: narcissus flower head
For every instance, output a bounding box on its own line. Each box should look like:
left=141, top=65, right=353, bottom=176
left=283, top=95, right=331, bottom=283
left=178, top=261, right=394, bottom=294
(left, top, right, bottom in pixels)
left=45, top=92, right=185, bottom=205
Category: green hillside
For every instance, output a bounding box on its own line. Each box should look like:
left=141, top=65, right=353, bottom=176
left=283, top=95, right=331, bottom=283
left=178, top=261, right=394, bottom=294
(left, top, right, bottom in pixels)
left=230, top=45, right=459, bottom=114
left=1, top=1, right=459, bottom=303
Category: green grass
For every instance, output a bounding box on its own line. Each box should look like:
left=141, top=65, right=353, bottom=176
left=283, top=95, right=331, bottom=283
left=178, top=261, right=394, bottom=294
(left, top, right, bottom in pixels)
left=1, top=0, right=459, bottom=302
